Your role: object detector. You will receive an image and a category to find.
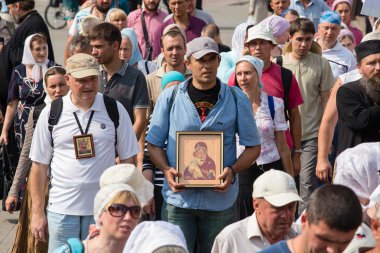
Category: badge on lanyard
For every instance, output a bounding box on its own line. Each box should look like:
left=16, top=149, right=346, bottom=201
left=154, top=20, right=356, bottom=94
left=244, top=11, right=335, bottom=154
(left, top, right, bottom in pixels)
left=73, top=111, right=96, bottom=159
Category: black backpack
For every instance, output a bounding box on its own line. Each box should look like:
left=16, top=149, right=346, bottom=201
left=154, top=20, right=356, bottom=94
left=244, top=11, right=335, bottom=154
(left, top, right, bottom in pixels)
left=47, top=95, right=119, bottom=147
left=275, top=56, right=294, bottom=121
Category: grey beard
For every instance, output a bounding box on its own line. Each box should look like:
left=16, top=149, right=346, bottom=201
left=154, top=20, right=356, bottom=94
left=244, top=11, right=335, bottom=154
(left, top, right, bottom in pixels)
left=361, top=77, right=380, bottom=104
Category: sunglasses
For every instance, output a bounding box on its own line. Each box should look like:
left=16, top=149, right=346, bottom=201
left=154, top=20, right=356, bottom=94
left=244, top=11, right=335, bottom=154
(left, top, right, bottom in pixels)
left=107, top=203, right=141, bottom=219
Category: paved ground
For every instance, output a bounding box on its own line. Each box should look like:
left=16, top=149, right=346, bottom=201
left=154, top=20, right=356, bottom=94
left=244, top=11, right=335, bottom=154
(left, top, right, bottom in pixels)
left=0, top=1, right=250, bottom=252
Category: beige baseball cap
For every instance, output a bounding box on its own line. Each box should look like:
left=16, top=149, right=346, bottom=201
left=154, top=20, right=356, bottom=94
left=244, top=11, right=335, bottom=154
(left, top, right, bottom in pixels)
left=65, top=53, right=100, bottom=79
left=252, top=170, right=302, bottom=207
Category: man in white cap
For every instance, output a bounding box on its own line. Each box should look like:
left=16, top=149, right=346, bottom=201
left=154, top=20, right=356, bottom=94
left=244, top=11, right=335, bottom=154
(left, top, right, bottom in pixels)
left=245, top=24, right=304, bottom=178
left=146, top=37, right=261, bottom=253
left=212, top=170, right=302, bottom=253
left=28, top=53, right=139, bottom=252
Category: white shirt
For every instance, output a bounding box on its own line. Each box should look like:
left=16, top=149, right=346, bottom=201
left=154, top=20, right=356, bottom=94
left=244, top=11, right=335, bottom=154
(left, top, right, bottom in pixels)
left=30, top=92, right=139, bottom=216
left=339, top=68, right=362, bottom=85
left=322, top=42, right=357, bottom=79
left=237, top=92, right=288, bottom=165
left=211, top=212, right=300, bottom=253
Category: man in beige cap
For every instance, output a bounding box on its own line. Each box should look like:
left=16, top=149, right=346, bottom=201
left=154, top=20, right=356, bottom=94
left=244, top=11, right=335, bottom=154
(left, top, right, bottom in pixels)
left=28, top=53, right=139, bottom=252
left=212, top=170, right=302, bottom=253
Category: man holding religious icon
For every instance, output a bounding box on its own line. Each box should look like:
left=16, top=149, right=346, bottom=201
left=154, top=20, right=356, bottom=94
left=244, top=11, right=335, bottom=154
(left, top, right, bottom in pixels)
left=28, top=53, right=139, bottom=252
left=146, top=37, right=261, bottom=253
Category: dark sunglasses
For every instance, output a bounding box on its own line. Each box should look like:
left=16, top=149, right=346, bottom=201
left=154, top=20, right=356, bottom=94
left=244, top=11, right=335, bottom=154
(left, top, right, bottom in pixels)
left=107, top=203, right=141, bottom=219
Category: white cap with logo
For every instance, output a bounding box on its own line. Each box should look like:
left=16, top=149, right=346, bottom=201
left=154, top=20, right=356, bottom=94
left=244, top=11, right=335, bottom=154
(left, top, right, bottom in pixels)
left=252, top=170, right=302, bottom=207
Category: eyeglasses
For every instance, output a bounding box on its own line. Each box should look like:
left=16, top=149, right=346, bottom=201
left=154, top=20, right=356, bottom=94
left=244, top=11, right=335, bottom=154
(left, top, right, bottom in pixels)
left=107, top=204, right=141, bottom=219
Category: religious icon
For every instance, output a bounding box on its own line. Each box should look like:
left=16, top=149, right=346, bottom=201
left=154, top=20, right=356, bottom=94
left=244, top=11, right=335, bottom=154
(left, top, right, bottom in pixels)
left=73, top=134, right=95, bottom=159
left=176, top=132, right=223, bottom=187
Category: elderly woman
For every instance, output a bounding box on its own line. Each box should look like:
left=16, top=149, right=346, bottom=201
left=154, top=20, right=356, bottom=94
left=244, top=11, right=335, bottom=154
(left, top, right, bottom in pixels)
left=260, top=15, right=290, bottom=57
left=54, top=184, right=142, bottom=253
left=235, top=55, right=292, bottom=219
left=5, top=66, right=69, bottom=253
left=0, top=33, right=56, bottom=151
left=119, top=28, right=156, bottom=76
left=332, top=0, right=363, bottom=45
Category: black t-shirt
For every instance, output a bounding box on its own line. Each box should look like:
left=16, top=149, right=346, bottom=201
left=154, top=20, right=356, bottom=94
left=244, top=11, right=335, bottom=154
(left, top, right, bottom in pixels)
left=188, top=80, right=220, bottom=123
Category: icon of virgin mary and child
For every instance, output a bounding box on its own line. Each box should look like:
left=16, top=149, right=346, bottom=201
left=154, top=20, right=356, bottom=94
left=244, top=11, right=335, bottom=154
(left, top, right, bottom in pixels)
left=183, top=141, right=216, bottom=180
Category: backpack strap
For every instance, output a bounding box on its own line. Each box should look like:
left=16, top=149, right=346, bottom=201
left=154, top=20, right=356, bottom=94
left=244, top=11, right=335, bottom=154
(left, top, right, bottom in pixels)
left=267, top=95, right=275, bottom=121
left=66, top=238, right=84, bottom=253
left=275, top=55, right=283, bottom=67
left=280, top=66, right=292, bottom=121
left=103, top=95, right=119, bottom=146
left=48, top=97, right=63, bottom=147
left=33, top=103, right=47, bottom=129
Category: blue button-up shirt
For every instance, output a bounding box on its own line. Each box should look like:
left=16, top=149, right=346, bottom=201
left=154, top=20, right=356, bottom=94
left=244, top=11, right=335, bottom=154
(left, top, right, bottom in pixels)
left=146, top=78, right=260, bottom=211
left=289, top=0, right=331, bottom=30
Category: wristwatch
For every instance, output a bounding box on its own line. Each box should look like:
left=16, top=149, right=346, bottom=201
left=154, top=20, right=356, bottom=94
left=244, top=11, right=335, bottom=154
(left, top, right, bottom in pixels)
left=293, top=149, right=302, bottom=154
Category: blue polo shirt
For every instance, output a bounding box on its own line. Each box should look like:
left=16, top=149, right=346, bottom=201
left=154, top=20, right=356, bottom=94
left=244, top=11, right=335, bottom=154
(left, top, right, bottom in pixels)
left=146, top=78, right=260, bottom=211
left=289, top=0, right=331, bottom=30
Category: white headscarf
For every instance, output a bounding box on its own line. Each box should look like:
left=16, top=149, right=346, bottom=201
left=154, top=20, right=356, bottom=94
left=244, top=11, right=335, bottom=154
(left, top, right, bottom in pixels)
left=22, top=34, right=49, bottom=83
left=236, top=55, right=264, bottom=88
left=334, top=142, right=380, bottom=208
left=231, top=23, right=248, bottom=59
left=123, top=221, right=188, bottom=253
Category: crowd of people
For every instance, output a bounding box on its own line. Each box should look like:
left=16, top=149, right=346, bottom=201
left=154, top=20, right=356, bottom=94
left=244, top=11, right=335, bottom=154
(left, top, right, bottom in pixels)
left=0, top=0, right=380, bottom=252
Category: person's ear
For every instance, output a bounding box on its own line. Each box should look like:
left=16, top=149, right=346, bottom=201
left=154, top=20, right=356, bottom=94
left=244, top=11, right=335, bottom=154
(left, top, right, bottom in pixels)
left=185, top=57, right=191, bottom=70
left=253, top=198, right=260, bottom=211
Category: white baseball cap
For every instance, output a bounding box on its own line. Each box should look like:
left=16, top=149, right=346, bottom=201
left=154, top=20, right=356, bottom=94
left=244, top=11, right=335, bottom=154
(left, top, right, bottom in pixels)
left=245, top=24, right=277, bottom=45
left=252, top=170, right=302, bottom=207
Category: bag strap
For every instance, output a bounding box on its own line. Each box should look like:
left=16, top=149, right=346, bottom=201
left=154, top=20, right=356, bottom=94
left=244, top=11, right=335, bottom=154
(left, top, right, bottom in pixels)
left=275, top=55, right=283, bottom=67
left=48, top=97, right=63, bottom=147
left=66, top=238, right=84, bottom=253
left=267, top=95, right=275, bottom=120
left=280, top=66, right=292, bottom=121
left=103, top=95, right=119, bottom=146
left=33, top=103, right=47, bottom=129
left=144, top=60, right=150, bottom=75
left=141, top=11, right=152, bottom=61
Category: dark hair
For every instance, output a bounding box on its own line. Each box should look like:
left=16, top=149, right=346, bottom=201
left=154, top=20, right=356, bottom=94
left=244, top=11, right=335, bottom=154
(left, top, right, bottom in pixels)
left=307, top=185, right=362, bottom=232
left=201, top=24, right=220, bottom=39
left=18, top=0, right=35, bottom=11
left=69, top=35, right=92, bottom=56
left=289, top=18, right=315, bottom=36
left=284, top=8, right=299, bottom=18
left=44, top=66, right=66, bottom=85
left=160, top=30, right=186, bottom=49
left=88, top=22, right=121, bottom=48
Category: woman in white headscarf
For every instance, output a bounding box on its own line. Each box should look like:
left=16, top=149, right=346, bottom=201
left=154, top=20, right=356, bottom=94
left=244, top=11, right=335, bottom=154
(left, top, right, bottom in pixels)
left=0, top=33, right=56, bottom=151
left=235, top=55, right=292, bottom=220
left=217, top=22, right=248, bottom=84
left=5, top=66, right=69, bottom=253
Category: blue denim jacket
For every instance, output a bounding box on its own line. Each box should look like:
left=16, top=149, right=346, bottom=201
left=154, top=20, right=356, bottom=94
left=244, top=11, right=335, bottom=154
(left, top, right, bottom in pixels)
left=146, top=78, right=260, bottom=211
left=289, top=0, right=331, bottom=30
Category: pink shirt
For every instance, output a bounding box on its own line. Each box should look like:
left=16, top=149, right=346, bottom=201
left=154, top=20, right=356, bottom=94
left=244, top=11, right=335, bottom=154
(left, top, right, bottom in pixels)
left=348, top=24, right=363, bottom=45
left=262, top=63, right=304, bottom=149
left=127, top=9, right=167, bottom=59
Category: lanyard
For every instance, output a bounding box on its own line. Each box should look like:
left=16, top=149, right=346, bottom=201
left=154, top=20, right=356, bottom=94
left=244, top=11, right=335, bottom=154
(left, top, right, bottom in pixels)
left=73, top=111, right=95, bottom=135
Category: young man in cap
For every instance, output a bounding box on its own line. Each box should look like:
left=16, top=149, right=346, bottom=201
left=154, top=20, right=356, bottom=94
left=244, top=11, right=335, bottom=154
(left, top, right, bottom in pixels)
left=260, top=184, right=362, bottom=253
left=0, top=0, right=54, bottom=111
left=245, top=24, right=304, bottom=177
left=212, top=170, right=302, bottom=253
left=281, top=18, right=334, bottom=212
left=146, top=37, right=261, bottom=253
left=29, top=53, right=139, bottom=252
left=336, top=39, right=380, bottom=155
left=317, top=10, right=357, bottom=79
